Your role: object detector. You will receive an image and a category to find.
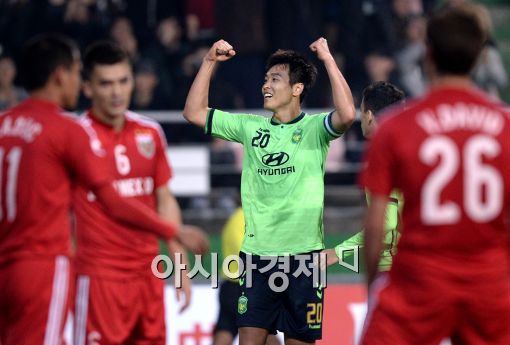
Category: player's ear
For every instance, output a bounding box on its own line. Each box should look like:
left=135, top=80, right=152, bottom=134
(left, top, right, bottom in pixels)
left=82, top=80, right=92, bottom=99
left=52, top=65, right=69, bottom=88
left=292, top=83, right=304, bottom=97
left=367, top=110, right=374, bottom=124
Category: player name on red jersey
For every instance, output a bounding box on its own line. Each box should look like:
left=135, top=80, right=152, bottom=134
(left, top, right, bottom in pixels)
left=0, top=116, right=42, bottom=142
left=417, top=102, right=504, bottom=135
left=113, top=176, right=154, bottom=197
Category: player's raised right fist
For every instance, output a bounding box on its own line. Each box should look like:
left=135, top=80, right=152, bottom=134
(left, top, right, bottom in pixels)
left=205, top=39, right=236, bottom=62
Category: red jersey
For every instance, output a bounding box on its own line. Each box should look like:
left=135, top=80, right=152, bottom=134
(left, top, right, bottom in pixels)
left=73, top=111, right=172, bottom=279
left=360, top=86, right=510, bottom=277
left=0, top=98, right=110, bottom=264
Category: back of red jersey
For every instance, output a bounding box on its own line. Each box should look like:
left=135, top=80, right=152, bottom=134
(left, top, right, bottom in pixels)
left=0, top=98, right=109, bottom=264
left=361, top=87, right=510, bottom=275
left=73, top=111, right=172, bottom=278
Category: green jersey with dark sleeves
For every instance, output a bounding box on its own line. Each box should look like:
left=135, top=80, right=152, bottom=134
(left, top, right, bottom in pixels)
left=206, top=108, right=343, bottom=255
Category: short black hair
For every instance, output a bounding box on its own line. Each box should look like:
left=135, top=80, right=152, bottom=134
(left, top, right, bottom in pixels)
left=427, top=4, right=486, bottom=76
left=265, top=50, right=317, bottom=103
left=83, top=40, right=130, bottom=80
left=362, top=81, right=405, bottom=116
left=20, top=33, right=79, bottom=92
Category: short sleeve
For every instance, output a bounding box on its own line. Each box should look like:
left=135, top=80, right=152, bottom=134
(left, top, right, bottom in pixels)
left=205, top=108, right=259, bottom=144
left=65, top=121, right=111, bottom=190
left=153, top=124, right=172, bottom=188
left=315, top=112, right=345, bottom=143
left=358, top=121, right=396, bottom=198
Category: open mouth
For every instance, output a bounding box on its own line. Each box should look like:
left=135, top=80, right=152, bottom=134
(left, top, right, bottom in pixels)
left=263, top=93, right=273, bottom=99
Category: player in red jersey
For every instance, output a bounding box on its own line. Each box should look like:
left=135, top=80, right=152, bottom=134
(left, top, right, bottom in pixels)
left=72, top=41, right=208, bottom=345
left=360, top=4, right=510, bottom=345
left=0, top=34, right=207, bottom=345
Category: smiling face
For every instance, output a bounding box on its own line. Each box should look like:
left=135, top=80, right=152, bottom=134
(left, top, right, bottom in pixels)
left=83, top=61, right=133, bottom=119
left=262, top=64, right=303, bottom=112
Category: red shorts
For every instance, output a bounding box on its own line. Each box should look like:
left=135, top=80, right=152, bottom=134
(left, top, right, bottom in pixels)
left=361, top=269, right=510, bottom=345
left=0, top=256, right=71, bottom=345
left=73, top=271, right=165, bottom=345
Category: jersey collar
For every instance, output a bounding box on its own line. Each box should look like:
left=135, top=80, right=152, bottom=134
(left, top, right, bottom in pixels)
left=270, top=112, right=305, bottom=126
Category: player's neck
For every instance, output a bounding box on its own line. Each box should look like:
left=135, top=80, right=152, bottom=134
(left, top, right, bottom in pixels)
left=429, top=74, right=473, bottom=90
left=90, top=107, right=125, bottom=131
left=271, top=105, right=302, bottom=124
left=30, top=89, right=63, bottom=108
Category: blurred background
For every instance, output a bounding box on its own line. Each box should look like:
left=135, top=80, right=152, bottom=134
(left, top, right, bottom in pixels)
left=1, top=0, right=509, bottom=271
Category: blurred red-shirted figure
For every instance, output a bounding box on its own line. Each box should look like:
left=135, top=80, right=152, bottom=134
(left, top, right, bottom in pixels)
left=0, top=34, right=205, bottom=345
left=360, top=4, right=510, bottom=345
left=72, top=41, right=208, bottom=345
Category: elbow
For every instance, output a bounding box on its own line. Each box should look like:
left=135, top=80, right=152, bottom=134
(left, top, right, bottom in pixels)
left=345, top=106, right=356, bottom=126
left=183, top=104, right=206, bottom=127
left=182, top=106, right=194, bottom=124
left=334, top=106, right=356, bottom=130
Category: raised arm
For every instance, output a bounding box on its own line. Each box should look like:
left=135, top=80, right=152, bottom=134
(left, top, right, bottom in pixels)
left=309, top=37, right=356, bottom=133
left=183, top=39, right=236, bottom=128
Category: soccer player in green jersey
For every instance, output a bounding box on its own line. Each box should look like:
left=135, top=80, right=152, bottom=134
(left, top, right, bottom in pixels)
left=320, top=81, right=405, bottom=273
left=183, top=38, right=355, bottom=345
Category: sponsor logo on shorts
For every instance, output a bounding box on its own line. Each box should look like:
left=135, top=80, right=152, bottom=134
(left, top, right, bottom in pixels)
left=238, top=295, right=248, bottom=314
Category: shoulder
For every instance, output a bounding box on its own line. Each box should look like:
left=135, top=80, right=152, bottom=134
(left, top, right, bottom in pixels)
left=54, top=111, right=88, bottom=134
left=212, top=108, right=267, bottom=122
left=125, top=110, right=164, bottom=132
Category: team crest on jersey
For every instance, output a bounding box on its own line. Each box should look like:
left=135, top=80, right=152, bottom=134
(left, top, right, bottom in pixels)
left=292, top=128, right=303, bottom=144
left=135, top=130, right=155, bottom=159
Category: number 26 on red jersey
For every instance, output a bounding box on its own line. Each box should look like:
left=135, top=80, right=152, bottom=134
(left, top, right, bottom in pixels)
left=420, top=134, right=503, bottom=225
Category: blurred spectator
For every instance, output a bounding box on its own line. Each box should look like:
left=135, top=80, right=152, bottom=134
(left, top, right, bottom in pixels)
left=142, top=16, right=190, bottom=105
left=131, top=59, right=170, bottom=110
left=392, top=0, right=424, bottom=50
left=469, top=2, right=508, bottom=99
left=0, top=0, right=39, bottom=62
left=0, top=55, right=27, bottom=110
left=396, top=15, right=427, bottom=96
left=441, top=0, right=508, bottom=99
left=61, top=0, right=110, bottom=49
left=337, top=0, right=401, bottom=104
left=123, top=0, right=183, bottom=44
left=214, top=0, right=268, bottom=108
left=109, top=16, right=139, bottom=62
left=265, top=0, right=322, bottom=53
left=365, top=54, right=396, bottom=83
left=473, top=41, right=509, bottom=99
left=186, top=0, right=215, bottom=43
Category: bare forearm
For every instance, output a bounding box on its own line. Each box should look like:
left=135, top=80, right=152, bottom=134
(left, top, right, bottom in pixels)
left=363, top=196, right=388, bottom=287
left=183, top=58, right=216, bottom=127
left=364, top=224, right=384, bottom=286
left=95, top=184, right=177, bottom=240
left=323, top=57, right=356, bottom=132
left=157, top=191, right=182, bottom=227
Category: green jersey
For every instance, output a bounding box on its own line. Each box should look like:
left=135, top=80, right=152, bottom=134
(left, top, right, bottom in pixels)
left=206, top=109, right=343, bottom=255
left=335, top=190, right=402, bottom=271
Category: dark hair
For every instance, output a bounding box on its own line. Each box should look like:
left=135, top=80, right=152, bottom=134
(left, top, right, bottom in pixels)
left=83, top=40, right=130, bottom=80
left=362, top=81, right=405, bottom=116
left=265, top=50, right=317, bottom=103
left=20, top=33, right=79, bottom=91
left=427, top=4, right=486, bottom=76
